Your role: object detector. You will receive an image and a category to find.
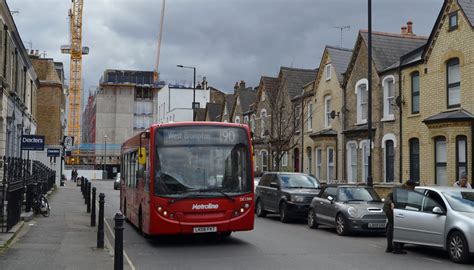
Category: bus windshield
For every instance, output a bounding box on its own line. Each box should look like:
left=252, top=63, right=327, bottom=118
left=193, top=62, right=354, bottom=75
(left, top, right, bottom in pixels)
left=154, top=126, right=252, bottom=197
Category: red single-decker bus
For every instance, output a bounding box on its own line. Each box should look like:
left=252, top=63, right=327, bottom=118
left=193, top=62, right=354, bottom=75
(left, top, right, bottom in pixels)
left=120, top=122, right=254, bottom=236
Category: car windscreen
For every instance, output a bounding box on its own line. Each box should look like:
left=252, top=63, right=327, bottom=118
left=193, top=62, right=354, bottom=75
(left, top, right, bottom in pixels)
left=442, top=191, right=474, bottom=213
left=154, top=126, right=252, bottom=196
left=279, top=174, right=320, bottom=189
left=338, top=187, right=381, bottom=202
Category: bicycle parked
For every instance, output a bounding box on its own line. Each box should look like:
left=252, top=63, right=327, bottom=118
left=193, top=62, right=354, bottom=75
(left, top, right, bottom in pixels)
left=32, top=183, right=51, bottom=217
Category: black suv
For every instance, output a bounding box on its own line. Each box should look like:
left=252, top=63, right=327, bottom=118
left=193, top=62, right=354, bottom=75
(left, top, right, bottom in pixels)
left=255, top=172, right=321, bottom=223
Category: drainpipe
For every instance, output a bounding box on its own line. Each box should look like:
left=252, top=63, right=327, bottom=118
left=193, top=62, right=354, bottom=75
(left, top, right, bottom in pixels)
left=471, top=123, right=474, bottom=187
left=398, top=55, right=405, bottom=184
left=301, top=95, right=304, bottom=173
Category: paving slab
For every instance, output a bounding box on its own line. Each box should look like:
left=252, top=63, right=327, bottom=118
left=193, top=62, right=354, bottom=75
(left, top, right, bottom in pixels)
left=0, top=181, right=115, bottom=270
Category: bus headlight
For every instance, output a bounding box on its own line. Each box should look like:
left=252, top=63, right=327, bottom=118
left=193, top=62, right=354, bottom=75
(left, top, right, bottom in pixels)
left=155, top=205, right=175, bottom=219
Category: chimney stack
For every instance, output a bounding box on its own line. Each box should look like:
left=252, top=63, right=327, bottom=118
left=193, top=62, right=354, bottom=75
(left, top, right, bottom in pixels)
left=202, top=76, right=208, bottom=90
left=401, top=26, right=408, bottom=35
left=401, top=21, right=415, bottom=36
left=407, top=21, right=414, bottom=35
left=234, top=82, right=239, bottom=93
left=239, top=80, right=246, bottom=90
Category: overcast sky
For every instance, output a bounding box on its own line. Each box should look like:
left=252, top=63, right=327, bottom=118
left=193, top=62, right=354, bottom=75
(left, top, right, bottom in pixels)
left=11, top=0, right=442, bottom=96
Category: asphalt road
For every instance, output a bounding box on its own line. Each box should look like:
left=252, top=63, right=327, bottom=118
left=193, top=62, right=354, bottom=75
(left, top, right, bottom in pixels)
left=92, top=180, right=474, bottom=270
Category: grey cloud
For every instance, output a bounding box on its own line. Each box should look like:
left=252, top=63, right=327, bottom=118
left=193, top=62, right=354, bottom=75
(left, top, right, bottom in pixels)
left=12, top=0, right=442, bottom=95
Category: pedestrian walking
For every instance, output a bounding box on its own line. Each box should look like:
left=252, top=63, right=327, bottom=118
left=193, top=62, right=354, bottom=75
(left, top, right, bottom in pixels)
left=384, top=179, right=417, bottom=254
left=453, top=172, right=472, bottom=188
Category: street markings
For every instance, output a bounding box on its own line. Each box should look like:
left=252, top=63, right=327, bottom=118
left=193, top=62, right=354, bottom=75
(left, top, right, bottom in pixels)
left=104, top=217, right=136, bottom=270
left=95, top=199, right=136, bottom=270
left=422, top=257, right=443, bottom=263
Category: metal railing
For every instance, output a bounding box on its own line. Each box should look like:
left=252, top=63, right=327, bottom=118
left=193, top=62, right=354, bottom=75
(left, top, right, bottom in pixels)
left=0, top=157, right=55, bottom=233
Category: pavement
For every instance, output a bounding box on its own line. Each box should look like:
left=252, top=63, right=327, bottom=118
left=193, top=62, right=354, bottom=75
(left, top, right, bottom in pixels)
left=0, top=181, right=117, bottom=270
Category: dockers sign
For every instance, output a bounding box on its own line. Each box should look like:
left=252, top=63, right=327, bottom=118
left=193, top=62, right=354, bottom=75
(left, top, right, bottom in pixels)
left=21, top=135, right=45, bottom=151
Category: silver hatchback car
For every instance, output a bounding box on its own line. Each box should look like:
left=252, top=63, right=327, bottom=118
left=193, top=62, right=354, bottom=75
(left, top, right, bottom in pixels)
left=392, top=186, right=474, bottom=263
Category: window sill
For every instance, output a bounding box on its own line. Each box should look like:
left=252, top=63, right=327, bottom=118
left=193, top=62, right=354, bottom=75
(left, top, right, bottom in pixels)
left=444, top=107, right=461, bottom=112
left=448, top=26, right=458, bottom=32
left=407, top=113, right=420, bottom=118
left=381, top=116, right=395, bottom=122
left=355, top=120, right=367, bottom=126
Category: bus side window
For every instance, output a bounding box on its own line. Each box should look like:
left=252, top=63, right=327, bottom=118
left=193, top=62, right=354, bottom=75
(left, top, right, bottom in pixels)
left=144, top=148, right=150, bottom=193
left=128, top=153, right=132, bottom=188
left=132, top=151, right=137, bottom=189
left=123, top=154, right=127, bottom=187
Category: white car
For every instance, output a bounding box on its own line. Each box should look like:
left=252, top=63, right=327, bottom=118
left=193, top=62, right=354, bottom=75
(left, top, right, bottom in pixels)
left=392, top=186, right=474, bottom=263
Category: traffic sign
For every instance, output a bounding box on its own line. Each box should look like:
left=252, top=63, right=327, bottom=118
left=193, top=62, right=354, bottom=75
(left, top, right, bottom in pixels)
left=47, top=148, right=61, bottom=157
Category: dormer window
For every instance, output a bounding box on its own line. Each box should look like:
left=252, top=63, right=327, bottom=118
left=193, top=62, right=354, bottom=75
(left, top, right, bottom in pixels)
left=325, top=64, right=331, bottom=81
left=449, top=11, right=458, bottom=30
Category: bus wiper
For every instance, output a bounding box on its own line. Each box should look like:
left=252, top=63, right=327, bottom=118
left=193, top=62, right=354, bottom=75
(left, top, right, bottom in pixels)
left=167, top=191, right=199, bottom=205
left=194, top=188, right=235, bottom=202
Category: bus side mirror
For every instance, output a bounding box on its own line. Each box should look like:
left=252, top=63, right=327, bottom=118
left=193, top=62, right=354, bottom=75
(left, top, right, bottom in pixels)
left=138, top=147, right=146, bottom=165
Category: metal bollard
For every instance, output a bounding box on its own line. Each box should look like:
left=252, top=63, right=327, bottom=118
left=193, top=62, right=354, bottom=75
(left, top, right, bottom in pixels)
left=91, top=187, right=96, bottom=227
left=114, top=213, right=125, bottom=270
left=97, top=193, right=105, bottom=249
left=83, top=179, right=88, bottom=198
left=86, top=182, right=91, bottom=213
left=81, top=178, right=85, bottom=197
left=84, top=179, right=89, bottom=203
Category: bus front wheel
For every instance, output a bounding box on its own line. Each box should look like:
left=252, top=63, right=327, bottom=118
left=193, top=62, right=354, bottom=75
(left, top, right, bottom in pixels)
left=139, top=208, right=150, bottom=239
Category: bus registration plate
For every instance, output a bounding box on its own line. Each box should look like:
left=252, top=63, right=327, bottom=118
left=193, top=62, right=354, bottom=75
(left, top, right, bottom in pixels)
left=193, top=226, right=217, bottom=233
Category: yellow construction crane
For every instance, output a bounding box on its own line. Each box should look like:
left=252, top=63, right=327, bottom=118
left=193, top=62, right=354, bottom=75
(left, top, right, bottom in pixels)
left=153, top=0, right=166, bottom=83
left=61, top=0, right=89, bottom=159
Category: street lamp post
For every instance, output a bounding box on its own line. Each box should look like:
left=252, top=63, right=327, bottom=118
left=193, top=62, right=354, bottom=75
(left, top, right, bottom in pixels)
left=177, top=65, right=197, bottom=121
left=367, top=0, right=373, bottom=187
left=103, top=134, right=108, bottom=178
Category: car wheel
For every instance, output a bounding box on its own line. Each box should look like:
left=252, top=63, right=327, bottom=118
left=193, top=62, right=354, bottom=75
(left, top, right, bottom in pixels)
left=307, top=208, right=319, bottom=229
left=336, top=214, right=349, bottom=236
left=279, top=202, right=290, bottom=223
left=448, top=231, right=470, bottom=263
left=256, top=199, right=267, bottom=217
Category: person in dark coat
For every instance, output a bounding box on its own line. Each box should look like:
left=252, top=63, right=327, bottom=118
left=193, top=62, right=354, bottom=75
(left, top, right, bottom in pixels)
left=384, top=179, right=417, bottom=254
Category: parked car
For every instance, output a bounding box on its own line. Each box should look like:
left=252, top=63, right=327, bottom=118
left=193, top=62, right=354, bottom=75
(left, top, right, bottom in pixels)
left=254, top=177, right=261, bottom=192
left=392, top=186, right=474, bottom=263
left=255, top=172, right=321, bottom=223
left=308, top=185, right=386, bottom=235
left=113, top=173, right=121, bottom=190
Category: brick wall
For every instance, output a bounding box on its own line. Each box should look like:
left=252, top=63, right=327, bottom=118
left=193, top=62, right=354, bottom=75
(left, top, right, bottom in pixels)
left=402, top=0, right=474, bottom=186
left=344, top=39, right=401, bottom=184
